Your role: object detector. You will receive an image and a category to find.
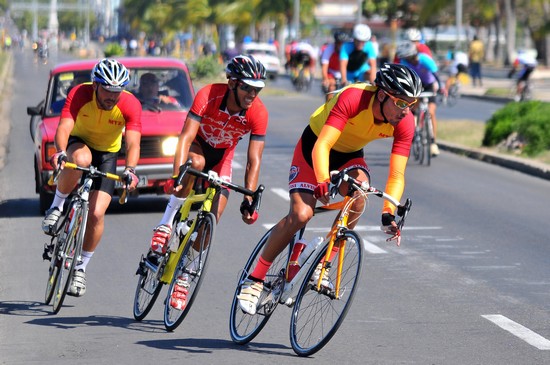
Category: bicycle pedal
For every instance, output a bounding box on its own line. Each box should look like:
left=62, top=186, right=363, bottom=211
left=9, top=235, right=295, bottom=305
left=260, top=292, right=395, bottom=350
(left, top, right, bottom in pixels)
left=136, top=260, right=147, bottom=276
left=42, top=243, right=54, bottom=261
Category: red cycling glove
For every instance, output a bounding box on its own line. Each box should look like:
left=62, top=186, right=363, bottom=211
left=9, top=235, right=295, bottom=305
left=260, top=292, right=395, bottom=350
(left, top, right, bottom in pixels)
left=313, top=181, right=330, bottom=200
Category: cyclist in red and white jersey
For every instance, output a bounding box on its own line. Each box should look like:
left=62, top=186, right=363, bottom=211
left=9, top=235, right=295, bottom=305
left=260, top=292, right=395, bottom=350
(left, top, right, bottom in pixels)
left=237, top=64, right=422, bottom=315
left=41, top=58, right=142, bottom=297
left=321, top=31, right=348, bottom=101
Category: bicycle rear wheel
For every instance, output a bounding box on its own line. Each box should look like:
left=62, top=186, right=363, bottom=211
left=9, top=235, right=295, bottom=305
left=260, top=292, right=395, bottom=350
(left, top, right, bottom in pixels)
left=290, top=230, right=363, bottom=357
left=447, top=84, right=459, bottom=107
left=52, top=203, right=86, bottom=314
left=133, top=254, right=164, bottom=321
left=229, top=227, right=290, bottom=345
left=164, top=212, right=216, bottom=331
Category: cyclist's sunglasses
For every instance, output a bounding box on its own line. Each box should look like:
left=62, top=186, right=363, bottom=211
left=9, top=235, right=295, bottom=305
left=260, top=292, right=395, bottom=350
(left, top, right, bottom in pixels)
left=238, top=82, right=263, bottom=94
left=384, top=91, right=417, bottom=110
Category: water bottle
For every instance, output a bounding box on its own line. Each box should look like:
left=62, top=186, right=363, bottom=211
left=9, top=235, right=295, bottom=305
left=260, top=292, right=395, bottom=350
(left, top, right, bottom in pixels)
left=297, top=236, right=324, bottom=267
left=286, top=239, right=307, bottom=282
left=176, top=219, right=191, bottom=237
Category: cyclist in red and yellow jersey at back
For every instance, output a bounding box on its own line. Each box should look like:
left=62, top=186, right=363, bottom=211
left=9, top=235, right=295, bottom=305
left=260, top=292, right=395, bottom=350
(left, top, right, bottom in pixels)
left=237, top=64, right=422, bottom=315
left=41, top=58, right=142, bottom=297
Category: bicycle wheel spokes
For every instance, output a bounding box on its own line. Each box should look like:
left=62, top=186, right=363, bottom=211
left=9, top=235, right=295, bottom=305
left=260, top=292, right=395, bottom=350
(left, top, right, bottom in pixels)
left=290, top=231, right=363, bottom=357
left=411, top=128, right=423, bottom=164
left=52, top=206, right=84, bottom=314
left=164, top=212, right=216, bottom=332
left=133, top=255, right=163, bottom=321
left=229, top=228, right=290, bottom=345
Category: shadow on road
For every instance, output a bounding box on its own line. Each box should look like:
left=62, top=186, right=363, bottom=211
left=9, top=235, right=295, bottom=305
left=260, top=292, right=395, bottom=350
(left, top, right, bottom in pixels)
left=136, top=337, right=294, bottom=357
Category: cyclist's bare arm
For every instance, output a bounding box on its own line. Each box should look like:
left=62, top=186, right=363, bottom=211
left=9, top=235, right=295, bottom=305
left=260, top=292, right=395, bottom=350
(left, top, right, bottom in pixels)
left=242, top=138, right=265, bottom=223
left=171, top=116, right=201, bottom=192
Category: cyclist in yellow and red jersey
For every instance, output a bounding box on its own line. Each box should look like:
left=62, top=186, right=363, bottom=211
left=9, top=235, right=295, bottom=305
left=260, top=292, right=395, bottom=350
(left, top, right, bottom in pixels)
left=237, top=63, right=422, bottom=315
left=41, top=58, right=142, bottom=297
left=148, top=55, right=269, bottom=311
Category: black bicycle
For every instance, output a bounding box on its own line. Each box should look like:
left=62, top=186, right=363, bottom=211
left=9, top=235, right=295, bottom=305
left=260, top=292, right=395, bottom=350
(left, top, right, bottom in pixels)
left=43, top=162, right=127, bottom=313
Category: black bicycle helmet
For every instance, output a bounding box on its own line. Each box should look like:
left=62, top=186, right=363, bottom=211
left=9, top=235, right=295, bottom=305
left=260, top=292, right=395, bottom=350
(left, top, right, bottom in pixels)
left=225, top=54, right=267, bottom=87
left=375, top=63, right=422, bottom=98
left=333, top=31, right=348, bottom=43
left=91, top=58, right=130, bottom=92
left=396, top=41, right=418, bottom=59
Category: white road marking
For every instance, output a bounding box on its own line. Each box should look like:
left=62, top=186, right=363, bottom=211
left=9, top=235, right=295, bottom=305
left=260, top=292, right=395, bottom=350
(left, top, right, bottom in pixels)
left=482, top=314, right=550, bottom=350
left=271, top=188, right=290, bottom=201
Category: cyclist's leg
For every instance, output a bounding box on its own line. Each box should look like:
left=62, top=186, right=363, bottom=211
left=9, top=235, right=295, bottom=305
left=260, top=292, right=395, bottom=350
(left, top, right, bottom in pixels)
left=337, top=162, right=370, bottom=229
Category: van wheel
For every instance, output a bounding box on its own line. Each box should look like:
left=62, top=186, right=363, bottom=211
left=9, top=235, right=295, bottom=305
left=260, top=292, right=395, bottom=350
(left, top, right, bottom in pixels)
left=39, top=188, right=53, bottom=214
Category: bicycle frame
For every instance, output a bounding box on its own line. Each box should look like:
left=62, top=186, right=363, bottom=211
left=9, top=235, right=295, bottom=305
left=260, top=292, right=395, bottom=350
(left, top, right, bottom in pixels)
left=159, top=184, right=217, bottom=284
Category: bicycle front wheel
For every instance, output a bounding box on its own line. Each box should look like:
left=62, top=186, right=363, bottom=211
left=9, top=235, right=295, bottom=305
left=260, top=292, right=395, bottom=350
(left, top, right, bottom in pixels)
left=447, top=84, right=459, bottom=107
left=45, top=221, right=68, bottom=304
left=411, top=128, right=424, bottom=164
left=419, top=112, right=432, bottom=166
left=229, top=227, right=290, bottom=345
left=164, top=212, right=216, bottom=332
left=290, top=230, right=363, bottom=357
left=52, top=203, right=86, bottom=314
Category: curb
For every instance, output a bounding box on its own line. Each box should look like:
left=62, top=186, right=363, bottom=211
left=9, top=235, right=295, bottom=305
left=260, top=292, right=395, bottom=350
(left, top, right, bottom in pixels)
left=438, top=141, right=550, bottom=180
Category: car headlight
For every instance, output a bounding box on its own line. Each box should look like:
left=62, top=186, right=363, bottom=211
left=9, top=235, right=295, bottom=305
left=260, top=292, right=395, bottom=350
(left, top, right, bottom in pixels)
left=161, top=136, right=178, bottom=156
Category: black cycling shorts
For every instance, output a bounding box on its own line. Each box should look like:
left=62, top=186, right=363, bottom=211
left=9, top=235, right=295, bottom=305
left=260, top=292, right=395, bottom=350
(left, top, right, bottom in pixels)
left=67, top=136, right=119, bottom=195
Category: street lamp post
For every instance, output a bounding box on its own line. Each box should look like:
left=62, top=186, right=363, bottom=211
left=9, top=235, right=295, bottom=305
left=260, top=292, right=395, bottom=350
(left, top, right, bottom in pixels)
left=293, top=0, right=300, bottom=39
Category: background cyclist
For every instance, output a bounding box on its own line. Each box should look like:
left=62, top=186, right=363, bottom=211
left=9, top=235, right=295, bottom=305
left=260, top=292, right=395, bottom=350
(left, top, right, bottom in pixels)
left=41, top=58, right=141, bottom=297
left=148, top=55, right=269, bottom=311
left=237, top=64, right=422, bottom=315
left=288, top=40, right=317, bottom=84
left=321, top=31, right=348, bottom=101
left=508, top=49, right=538, bottom=101
left=396, top=41, right=444, bottom=156
left=339, top=23, right=377, bottom=85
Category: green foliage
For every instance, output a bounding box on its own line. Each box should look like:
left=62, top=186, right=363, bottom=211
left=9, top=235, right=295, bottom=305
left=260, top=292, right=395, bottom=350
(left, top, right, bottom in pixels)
left=483, top=101, right=550, bottom=156
left=103, top=43, right=125, bottom=57
left=191, top=56, right=223, bottom=79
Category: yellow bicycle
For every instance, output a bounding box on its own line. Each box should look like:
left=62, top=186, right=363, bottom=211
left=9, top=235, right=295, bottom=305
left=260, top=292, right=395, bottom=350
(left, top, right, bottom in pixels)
left=133, top=160, right=264, bottom=331
left=229, top=167, right=411, bottom=356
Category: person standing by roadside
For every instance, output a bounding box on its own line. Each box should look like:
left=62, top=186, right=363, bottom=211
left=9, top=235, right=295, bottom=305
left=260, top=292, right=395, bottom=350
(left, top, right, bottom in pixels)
left=468, top=35, right=484, bottom=87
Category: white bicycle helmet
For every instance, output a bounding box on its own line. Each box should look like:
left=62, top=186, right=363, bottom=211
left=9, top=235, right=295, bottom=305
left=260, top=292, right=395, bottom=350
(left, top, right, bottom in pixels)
left=406, top=28, right=422, bottom=42
left=396, top=41, right=418, bottom=59
left=352, top=24, right=371, bottom=42
left=91, top=58, right=130, bottom=92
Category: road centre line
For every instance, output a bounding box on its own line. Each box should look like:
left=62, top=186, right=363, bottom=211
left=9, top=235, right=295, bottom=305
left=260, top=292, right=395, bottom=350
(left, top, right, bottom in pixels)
left=482, top=314, right=550, bottom=350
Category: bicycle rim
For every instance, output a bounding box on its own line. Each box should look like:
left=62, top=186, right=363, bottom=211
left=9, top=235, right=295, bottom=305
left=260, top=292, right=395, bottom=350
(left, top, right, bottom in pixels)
left=290, top=231, right=363, bottom=357
left=133, top=257, right=163, bottom=321
left=52, top=204, right=85, bottom=314
left=229, top=227, right=290, bottom=345
left=164, top=212, right=216, bottom=331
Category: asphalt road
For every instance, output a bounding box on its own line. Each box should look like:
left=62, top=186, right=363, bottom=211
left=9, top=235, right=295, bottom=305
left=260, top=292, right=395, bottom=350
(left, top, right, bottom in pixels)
left=1, top=49, right=550, bottom=364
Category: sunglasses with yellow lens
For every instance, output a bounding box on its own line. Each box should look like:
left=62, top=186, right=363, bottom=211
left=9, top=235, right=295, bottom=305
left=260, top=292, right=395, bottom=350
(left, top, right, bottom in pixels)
left=384, top=91, right=417, bottom=110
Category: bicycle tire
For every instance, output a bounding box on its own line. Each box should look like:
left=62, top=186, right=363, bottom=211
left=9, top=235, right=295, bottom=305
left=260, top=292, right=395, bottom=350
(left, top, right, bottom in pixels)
left=447, top=84, right=459, bottom=107
left=52, top=202, right=86, bottom=314
left=44, top=222, right=68, bottom=304
left=133, top=256, right=164, bottom=321
left=229, top=227, right=290, bottom=345
left=290, top=230, right=363, bottom=357
left=424, top=113, right=433, bottom=166
left=411, top=127, right=423, bottom=163
left=164, top=212, right=216, bottom=331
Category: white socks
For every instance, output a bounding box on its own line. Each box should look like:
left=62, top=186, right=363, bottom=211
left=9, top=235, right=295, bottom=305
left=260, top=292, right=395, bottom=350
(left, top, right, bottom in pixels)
left=51, top=190, right=70, bottom=211
left=159, top=195, right=185, bottom=227
left=75, top=250, right=94, bottom=272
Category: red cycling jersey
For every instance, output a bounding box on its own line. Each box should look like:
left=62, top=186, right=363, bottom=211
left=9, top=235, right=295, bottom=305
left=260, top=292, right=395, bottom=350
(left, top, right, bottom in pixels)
left=189, top=84, right=269, bottom=149
left=61, top=83, right=142, bottom=152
